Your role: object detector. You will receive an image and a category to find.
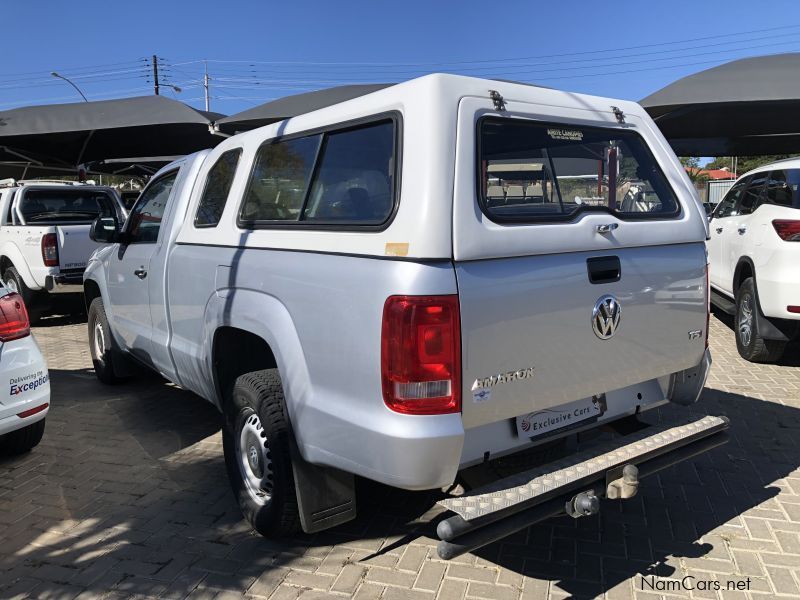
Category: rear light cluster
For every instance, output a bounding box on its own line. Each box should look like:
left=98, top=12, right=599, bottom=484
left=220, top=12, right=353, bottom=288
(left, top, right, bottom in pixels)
left=0, top=292, right=30, bottom=342
left=41, top=233, right=59, bottom=267
left=381, top=295, right=461, bottom=415
left=772, top=220, right=800, bottom=241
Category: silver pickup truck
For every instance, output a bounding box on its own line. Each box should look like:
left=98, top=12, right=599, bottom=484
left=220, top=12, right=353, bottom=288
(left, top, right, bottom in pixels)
left=84, top=74, right=727, bottom=558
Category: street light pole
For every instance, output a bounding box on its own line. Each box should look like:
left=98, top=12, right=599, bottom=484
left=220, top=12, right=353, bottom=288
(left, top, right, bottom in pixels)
left=51, top=72, right=88, bottom=102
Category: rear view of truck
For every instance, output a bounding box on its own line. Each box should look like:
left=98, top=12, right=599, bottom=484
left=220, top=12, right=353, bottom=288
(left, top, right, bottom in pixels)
left=427, top=89, right=727, bottom=558
left=0, top=182, right=124, bottom=321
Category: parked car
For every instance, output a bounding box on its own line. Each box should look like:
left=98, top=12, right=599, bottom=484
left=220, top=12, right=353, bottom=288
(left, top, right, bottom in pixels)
left=0, top=284, right=50, bottom=454
left=0, top=179, right=126, bottom=322
left=707, top=158, right=800, bottom=362
left=83, top=74, right=726, bottom=558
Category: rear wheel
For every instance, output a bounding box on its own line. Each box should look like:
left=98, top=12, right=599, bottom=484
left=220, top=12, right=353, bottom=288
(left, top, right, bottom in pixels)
left=3, top=266, right=44, bottom=325
left=2, top=419, right=45, bottom=454
left=88, top=297, right=126, bottom=384
left=222, top=369, right=300, bottom=537
left=735, top=277, right=786, bottom=363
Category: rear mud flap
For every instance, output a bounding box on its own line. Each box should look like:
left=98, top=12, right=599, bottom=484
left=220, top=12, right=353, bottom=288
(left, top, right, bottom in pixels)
left=436, top=414, right=729, bottom=559
left=289, top=436, right=357, bottom=534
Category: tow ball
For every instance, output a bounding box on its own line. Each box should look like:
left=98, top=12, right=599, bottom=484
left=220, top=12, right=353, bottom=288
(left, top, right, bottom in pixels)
left=565, top=464, right=640, bottom=518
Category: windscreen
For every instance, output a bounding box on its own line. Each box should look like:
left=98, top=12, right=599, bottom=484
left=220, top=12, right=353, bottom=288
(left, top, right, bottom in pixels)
left=478, top=118, right=680, bottom=222
left=19, top=188, right=117, bottom=224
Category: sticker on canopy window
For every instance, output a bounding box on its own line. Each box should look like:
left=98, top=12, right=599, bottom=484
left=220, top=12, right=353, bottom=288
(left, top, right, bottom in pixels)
left=547, top=128, right=583, bottom=141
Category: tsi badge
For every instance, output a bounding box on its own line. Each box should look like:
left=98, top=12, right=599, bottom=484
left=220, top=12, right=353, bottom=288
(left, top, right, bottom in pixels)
left=592, top=294, right=621, bottom=340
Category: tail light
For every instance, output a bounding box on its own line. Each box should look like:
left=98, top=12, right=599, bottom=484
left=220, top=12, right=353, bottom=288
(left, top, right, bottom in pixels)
left=0, top=292, right=30, bottom=341
left=41, top=233, right=58, bottom=266
left=772, top=220, right=800, bottom=241
left=381, top=295, right=461, bottom=415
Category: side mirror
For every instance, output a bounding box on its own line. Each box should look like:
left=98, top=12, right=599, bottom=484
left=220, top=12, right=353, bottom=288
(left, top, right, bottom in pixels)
left=90, top=216, right=120, bottom=243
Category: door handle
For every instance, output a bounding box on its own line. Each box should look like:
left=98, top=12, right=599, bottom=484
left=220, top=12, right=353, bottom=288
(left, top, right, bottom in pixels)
left=738, top=226, right=747, bottom=235
left=715, top=227, right=723, bottom=234
left=134, top=268, right=147, bottom=279
left=596, top=223, right=619, bottom=234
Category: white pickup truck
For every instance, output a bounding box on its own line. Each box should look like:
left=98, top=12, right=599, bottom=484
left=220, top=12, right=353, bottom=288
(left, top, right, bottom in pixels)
left=83, top=74, right=728, bottom=558
left=0, top=180, right=125, bottom=322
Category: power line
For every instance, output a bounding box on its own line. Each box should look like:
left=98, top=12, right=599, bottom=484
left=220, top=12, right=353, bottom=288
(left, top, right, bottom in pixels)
left=170, top=23, right=800, bottom=69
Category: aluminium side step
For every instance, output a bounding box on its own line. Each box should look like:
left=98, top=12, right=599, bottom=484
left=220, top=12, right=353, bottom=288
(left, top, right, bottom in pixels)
left=436, top=415, right=729, bottom=559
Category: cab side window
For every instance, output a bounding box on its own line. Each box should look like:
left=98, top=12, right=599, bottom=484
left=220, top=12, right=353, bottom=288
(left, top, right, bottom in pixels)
left=714, top=176, right=749, bottom=218
left=126, top=171, right=178, bottom=244
left=194, top=149, right=242, bottom=228
left=737, top=173, right=768, bottom=216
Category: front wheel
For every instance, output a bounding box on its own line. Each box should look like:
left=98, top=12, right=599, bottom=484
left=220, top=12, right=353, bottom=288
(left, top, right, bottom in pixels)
left=735, top=277, right=786, bottom=363
left=87, top=297, right=126, bottom=384
left=223, top=369, right=300, bottom=537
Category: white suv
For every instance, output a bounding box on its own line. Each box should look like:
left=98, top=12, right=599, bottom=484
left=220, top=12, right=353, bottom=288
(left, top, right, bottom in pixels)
left=0, top=284, right=50, bottom=453
left=708, top=158, right=800, bottom=362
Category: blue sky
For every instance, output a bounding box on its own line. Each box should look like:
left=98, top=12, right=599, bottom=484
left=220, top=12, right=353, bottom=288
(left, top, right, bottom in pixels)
left=3, top=0, right=800, bottom=116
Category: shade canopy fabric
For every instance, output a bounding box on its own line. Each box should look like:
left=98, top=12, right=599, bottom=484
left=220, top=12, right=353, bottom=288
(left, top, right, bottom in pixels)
left=215, top=84, right=393, bottom=133
left=640, top=53, right=800, bottom=155
left=0, top=95, right=224, bottom=166
left=86, top=156, right=181, bottom=176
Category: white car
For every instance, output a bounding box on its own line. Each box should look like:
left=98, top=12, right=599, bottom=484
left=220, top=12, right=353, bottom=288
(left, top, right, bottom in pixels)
left=708, top=158, right=800, bottom=362
left=0, top=179, right=126, bottom=323
left=0, top=284, right=50, bottom=453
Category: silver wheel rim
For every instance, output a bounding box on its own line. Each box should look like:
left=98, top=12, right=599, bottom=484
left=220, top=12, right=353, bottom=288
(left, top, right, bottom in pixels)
left=5, top=276, right=18, bottom=293
left=93, top=323, right=106, bottom=358
left=236, top=412, right=273, bottom=506
left=739, top=294, right=753, bottom=347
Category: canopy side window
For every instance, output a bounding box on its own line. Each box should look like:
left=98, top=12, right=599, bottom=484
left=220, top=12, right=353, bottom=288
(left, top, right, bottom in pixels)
left=194, top=148, right=243, bottom=228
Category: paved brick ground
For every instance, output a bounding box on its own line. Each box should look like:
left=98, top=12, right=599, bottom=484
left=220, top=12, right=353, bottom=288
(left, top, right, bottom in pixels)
left=1, top=310, right=799, bottom=600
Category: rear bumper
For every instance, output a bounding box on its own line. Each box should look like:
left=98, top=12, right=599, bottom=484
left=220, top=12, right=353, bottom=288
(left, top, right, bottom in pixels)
left=0, top=403, right=48, bottom=436
left=756, top=272, right=800, bottom=320
left=44, top=272, right=84, bottom=294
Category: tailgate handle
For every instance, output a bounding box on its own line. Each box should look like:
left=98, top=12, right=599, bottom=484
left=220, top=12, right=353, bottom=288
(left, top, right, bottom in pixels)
left=587, top=256, right=620, bottom=284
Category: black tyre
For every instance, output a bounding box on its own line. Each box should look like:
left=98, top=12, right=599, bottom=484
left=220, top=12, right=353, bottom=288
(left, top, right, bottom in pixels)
left=87, top=297, right=125, bottom=384
left=3, top=266, right=44, bottom=325
left=223, top=369, right=300, bottom=537
left=2, top=418, right=45, bottom=454
left=735, top=277, right=786, bottom=363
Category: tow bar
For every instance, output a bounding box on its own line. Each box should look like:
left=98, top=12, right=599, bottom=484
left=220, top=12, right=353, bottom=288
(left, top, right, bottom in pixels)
left=436, top=415, right=729, bottom=560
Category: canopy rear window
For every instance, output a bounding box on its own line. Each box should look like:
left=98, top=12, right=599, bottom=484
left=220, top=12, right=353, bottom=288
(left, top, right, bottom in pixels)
left=19, top=188, right=117, bottom=224
left=478, top=118, right=680, bottom=222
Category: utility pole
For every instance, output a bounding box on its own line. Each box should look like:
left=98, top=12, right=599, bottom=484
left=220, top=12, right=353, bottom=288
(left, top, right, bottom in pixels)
left=203, top=60, right=210, bottom=112
left=152, top=54, right=160, bottom=95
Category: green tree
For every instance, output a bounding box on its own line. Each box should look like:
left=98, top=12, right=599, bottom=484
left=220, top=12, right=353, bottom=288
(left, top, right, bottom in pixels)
left=679, top=157, right=708, bottom=184
left=706, top=155, right=794, bottom=174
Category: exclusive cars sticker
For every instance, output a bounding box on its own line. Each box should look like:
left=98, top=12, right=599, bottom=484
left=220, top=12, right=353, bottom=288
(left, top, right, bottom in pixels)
left=516, top=395, right=605, bottom=438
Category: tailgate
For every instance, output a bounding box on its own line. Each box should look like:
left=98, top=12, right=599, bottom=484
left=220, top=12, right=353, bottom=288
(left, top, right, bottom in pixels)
left=56, top=225, right=99, bottom=270
left=456, top=243, right=707, bottom=429
left=451, top=96, right=709, bottom=431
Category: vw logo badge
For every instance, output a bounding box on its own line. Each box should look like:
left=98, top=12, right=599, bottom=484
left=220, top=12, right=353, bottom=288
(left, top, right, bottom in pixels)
left=592, top=295, right=621, bottom=339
